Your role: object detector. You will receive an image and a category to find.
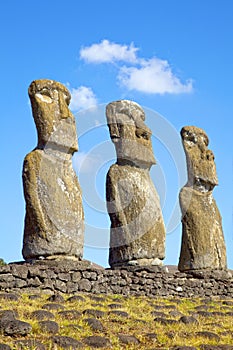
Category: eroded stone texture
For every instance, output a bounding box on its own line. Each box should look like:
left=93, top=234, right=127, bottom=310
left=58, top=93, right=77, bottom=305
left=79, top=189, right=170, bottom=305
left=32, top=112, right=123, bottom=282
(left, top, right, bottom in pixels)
left=22, top=79, right=84, bottom=260
left=106, top=100, right=165, bottom=268
left=178, top=126, right=227, bottom=271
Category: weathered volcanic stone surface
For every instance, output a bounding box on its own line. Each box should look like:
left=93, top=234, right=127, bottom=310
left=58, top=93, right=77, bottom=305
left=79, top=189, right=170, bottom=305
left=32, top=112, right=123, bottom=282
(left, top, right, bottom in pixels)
left=51, top=336, right=83, bottom=348
left=38, top=320, right=59, bottom=334
left=22, top=79, right=84, bottom=260
left=106, top=100, right=165, bottom=268
left=118, top=333, right=140, bottom=345
left=0, top=344, right=11, bottom=350
left=178, top=126, right=227, bottom=272
left=3, top=319, right=32, bottom=336
left=14, top=340, right=45, bottom=350
left=83, top=335, right=111, bottom=348
left=84, top=318, right=104, bottom=331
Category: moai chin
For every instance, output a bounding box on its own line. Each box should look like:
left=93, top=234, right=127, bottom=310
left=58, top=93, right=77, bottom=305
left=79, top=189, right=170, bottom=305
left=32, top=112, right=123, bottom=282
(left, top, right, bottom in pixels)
left=106, top=100, right=166, bottom=268
left=22, top=79, right=84, bottom=260
left=178, top=126, right=227, bottom=271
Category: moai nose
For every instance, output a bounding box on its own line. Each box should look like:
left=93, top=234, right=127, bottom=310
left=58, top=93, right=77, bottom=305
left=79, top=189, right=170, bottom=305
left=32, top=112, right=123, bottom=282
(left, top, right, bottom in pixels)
left=58, top=91, right=70, bottom=118
left=206, top=150, right=214, bottom=161
left=198, top=138, right=205, bottom=152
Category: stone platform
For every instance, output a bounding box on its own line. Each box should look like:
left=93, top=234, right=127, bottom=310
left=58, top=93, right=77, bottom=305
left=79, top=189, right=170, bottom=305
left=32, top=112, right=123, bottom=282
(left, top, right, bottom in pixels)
left=0, top=260, right=232, bottom=298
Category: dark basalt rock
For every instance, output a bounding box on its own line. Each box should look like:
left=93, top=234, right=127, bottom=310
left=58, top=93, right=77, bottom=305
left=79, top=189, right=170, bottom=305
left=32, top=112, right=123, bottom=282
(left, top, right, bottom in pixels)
left=196, top=331, right=220, bottom=341
left=145, top=333, right=158, bottom=340
left=195, top=311, right=213, bottom=317
left=108, top=310, right=129, bottom=318
left=170, top=310, right=184, bottom=317
left=179, top=316, right=198, bottom=324
left=151, top=311, right=167, bottom=317
left=31, top=310, right=55, bottom=320
left=118, top=333, right=140, bottom=344
left=222, top=300, right=233, bottom=306
left=51, top=336, right=84, bottom=349
left=154, top=317, right=178, bottom=325
left=3, top=319, right=32, bottom=336
left=58, top=310, right=82, bottom=320
left=42, top=303, right=65, bottom=311
left=91, top=296, right=106, bottom=302
left=47, top=294, right=65, bottom=303
left=83, top=309, right=105, bottom=318
left=172, top=347, right=197, bottom=350
left=28, top=294, right=41, bottom=300
left=156, top=304, right=176, bottom=310
left=38, top=320, right=59, bottom=334
left=199, top=346, right=233, bottom=350
left=14, top=339, right=45, bottom=350
left=195, top=305, right=209, bottom=311
left=83, top=335, right=111, bottom=348
left=0, top=310, right=18, bottom=328
left=67, top=295, right=85, bottom=302
left=0, top=344, right=12, bottom=350
left=0, top=293, right=19, bottom=301
left=108, top=303, right=123, bottom=309
left=84, top=318, right=104, bottom=331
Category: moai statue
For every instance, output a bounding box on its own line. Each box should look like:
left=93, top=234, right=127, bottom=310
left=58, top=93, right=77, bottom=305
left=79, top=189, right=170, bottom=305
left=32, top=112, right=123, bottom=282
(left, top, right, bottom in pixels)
left=22, top=79, right=84, bottom=260
left=106, top=100, right=166, bottom=268
left=178, top=126, right=227, bottom=271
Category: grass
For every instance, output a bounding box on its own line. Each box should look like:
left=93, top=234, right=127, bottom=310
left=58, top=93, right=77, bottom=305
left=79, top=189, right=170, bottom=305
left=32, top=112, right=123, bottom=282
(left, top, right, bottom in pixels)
left=0, top=259, right=6, bottom=266
left=0, top=292, right=233, bottom=349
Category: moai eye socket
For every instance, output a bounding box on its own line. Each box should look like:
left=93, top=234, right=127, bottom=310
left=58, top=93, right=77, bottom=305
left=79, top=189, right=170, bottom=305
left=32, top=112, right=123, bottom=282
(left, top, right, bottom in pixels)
left=201, top=134, right=209, bottom=146
left=36, top=88, right=53, bottom=103
left=63, top=92, right=71, bottom=105
left=135, top=128, right=150, bottom=140
left=141, top=132, right=150, bottom=140
left=184, top=131, right=197, bottom=145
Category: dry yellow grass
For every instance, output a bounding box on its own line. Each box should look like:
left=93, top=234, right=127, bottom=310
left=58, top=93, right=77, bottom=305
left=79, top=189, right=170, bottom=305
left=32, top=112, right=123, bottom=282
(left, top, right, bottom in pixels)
left=0, top=292, right=232, bottom=349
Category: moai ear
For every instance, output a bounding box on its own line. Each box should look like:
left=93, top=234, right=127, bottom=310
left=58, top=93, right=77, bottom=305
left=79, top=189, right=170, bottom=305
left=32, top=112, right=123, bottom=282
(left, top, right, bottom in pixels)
left=106, top=103, right=120, bottom=139
left=108, top=122, right=120, bottom=139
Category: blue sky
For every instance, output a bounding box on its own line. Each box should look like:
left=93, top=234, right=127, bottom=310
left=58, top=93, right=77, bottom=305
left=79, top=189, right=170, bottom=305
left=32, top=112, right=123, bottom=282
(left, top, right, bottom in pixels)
left=1, top=0, right=232, bottom=268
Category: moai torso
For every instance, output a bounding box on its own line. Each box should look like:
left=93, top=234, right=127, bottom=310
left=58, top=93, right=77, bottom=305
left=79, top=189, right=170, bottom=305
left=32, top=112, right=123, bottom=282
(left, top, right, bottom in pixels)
left=178, top=126, right=227, bottom=271
left=22, top=79, right=84, bottom=260
left=106, top=100, right=166, bottom=267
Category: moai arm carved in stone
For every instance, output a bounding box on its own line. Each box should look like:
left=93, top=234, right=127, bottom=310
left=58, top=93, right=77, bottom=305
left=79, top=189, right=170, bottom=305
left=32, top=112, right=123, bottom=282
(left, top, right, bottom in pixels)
left=178, top=126, right=227, bottom=271
left=106, top=100, right=166, bottom=268
left=22, top=79, right=84, bottom=260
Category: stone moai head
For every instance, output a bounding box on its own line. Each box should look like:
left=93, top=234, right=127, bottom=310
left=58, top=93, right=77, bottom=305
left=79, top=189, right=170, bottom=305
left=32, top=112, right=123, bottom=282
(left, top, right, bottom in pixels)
left=28, top=79, right=78, bottom=153
left=181, top=126, right=218, bottom=191
left=106, top=100, right=156, bottom=169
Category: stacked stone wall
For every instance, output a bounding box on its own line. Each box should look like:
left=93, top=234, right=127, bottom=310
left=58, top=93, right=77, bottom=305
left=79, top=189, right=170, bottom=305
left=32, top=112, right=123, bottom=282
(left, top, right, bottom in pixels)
left=0, top=261, right=232, bottom=298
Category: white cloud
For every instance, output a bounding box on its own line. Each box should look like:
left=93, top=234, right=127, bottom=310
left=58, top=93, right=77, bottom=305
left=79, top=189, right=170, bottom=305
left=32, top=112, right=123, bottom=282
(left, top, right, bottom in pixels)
left=69, top=86, right=98, bottom=111
left=80, top=39, right=138, bottom=64
left=79, top=39, right=194, bottom=95
left=118, top=58, right=193, bottom=94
